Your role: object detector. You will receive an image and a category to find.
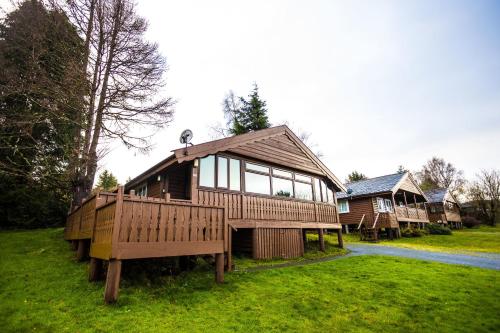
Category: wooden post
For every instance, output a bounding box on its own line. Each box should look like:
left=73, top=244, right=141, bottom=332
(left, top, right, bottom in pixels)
left=345, top=224, right=350, bottom=234
left=318, top=228, right=325, bottom=252
left=215, top=253, right=224, bottom=283
left=337, top=229, right=344, bottom=248
left=191, top=163, right=198, bottom=204
left=104, top=259, right=122, bottom=303
left=414, top=194, right=419, bottom=219
left=226, top=228, right=233, bottom=272
left=89, top=257, right=102, bottom=282
left=76, top=239, right=87, bottom=261
left=71, top=240, right=78, bottom=251
left=252, top=229, right=258, bottom=259
left=403, top=192, right=409, bottom=218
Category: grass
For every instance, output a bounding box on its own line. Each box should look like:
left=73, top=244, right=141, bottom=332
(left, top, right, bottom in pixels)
left=1, top=228, right=499, bottom=333
left=342, top=224, right=500, bottom=254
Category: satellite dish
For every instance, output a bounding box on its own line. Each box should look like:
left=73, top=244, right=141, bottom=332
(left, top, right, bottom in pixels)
left=179, top=129, right=193, bottom=145
left=347, top=188, right=353, bottom=195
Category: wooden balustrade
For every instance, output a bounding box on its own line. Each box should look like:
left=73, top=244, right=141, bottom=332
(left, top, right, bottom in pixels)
left=395, top=206, right=429, bottom=222
left=64, top=192, right=116, bottom=241
left=90, top=193, right=226, bottom=261
left=196, top=189, right=338, bottom=224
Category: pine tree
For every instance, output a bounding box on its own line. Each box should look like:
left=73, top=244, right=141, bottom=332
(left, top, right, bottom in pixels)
left=96, top=170, right=118, bottom=191
left=223, top=84, right=271, bottom=135
left=346, top=171, right=367, bottom=183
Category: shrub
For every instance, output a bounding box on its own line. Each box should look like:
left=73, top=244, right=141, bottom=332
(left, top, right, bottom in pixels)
left=462, top=216, right=481, bottom=229
left=401, top=227, right=427, bottom=238
left=426, top=223, right=452, bottom=235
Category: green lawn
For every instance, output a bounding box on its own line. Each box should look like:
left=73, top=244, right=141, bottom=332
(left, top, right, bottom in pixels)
left=1, top=228, right=499, bottom=332
left=342, top=224, right=500, bottom=254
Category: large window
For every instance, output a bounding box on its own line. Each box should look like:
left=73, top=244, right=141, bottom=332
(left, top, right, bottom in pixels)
left=229, top=159, right=241, bottom=191
left=338, top=200, right=349, bottom=213
left=272, top=169, right=294, bottom=197
left=217, top=157, right=228, bottom=188
left=295, top=181, right=313, bottom=200
left=245, top=171, right=271, bottom=195
left=198, top=155, right=335, bottom=204
left=199, top=155, right=215, bottom=187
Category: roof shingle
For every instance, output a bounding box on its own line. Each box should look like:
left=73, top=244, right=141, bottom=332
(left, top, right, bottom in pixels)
left=336, top=173, right=406, bottom=199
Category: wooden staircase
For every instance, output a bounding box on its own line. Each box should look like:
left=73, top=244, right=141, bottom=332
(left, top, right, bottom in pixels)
left=357, top=213, right=380, bottom=242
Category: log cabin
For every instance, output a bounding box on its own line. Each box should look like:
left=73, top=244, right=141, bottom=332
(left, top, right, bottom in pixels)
left=424, top=188, right=462, bottom=228
left=64, top=125, right=346, bottom=302
left=336, top=172, right=430, bottom=240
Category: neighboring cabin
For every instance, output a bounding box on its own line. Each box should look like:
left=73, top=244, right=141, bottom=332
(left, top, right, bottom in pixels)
left=424, top=188, right=462, bottom=228
left=336, top=172, right=430, bottom=240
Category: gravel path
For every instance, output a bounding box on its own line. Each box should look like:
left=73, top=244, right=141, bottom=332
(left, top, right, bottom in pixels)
left=240, top=244, right=500, bottom=272
left=346, top=244, right=500, bottom=270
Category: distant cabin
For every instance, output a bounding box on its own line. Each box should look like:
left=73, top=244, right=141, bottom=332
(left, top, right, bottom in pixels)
left=424, top=188, right=462, bottom=228
left=336, top=172, right=430, bottom=240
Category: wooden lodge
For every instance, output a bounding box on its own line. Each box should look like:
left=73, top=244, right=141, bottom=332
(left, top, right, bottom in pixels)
left=424, top=188, right=463, bottom=229
left=336, top=172, right=430, bottom=241
left=64, top=125, right=346, bottom=302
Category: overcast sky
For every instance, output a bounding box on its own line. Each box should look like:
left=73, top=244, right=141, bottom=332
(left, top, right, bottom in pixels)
left=9, top=0, right=500, bottom=184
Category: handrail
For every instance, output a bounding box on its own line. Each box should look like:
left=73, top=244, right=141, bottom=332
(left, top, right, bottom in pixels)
left=371, top=213, right=380, bottom=229
left=357, top=214, right=366, bottom=230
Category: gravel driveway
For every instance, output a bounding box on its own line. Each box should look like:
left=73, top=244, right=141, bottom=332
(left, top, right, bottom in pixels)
left=346, top=244, right=500, bottom=270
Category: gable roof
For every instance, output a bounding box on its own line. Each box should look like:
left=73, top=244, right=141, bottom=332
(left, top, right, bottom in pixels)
left=424, top=188, right=460, bottom=206
left=336, top=172, right=427, bottom=200
left=424, top=188, right=448, bottom=203
left=127, top=125, right=346, bottom=192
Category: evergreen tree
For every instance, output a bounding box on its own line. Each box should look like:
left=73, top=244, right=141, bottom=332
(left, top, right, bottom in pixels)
left=346, top=171, right=367, bottom=183
left=0, top=0, right=86, bottom=228
left=224, top=84, right=271, bottom=135
left=397, top=165, right=407, bottom=174
left=95, top=170, right=118, bottom=191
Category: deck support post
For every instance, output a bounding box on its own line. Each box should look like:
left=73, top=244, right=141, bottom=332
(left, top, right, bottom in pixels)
left=318, top=228, right=325, bottom=252
left=71, top=240, right=78, bottom=251
left=104, top=259, right=122, bottom=304
left=345, top=224, right=350, bottom=234
left=89, top=257, right=103, bottom=282
left=337, top=229, right=343, bottom=248
left=226, top=229, right=232, bottom=272
left=76, top=239, right=87, bottom=261
left=215, top=253, right=224, bottom=284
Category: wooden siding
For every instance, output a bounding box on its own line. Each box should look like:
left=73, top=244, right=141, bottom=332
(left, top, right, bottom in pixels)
left=227, top=133, right=324, bottom=176
left=168, top=165, right=190, bottom=199
left=338, top=198, right=374, bottom=225
left=252, top=228, right=304, bottom=259
left=398, top=177, right=423, bottom=195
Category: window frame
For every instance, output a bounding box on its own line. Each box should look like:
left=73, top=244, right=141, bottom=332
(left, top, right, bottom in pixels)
left=338, top=200, right=349, bottom=213
left=196, top=154, right=336, bottom=204
left=384, top=199, right=394, bottom=212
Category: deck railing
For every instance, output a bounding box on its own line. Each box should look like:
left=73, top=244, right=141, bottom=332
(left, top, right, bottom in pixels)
left=395, top=206, right=429, bottom=222
left=90, top=191, right=226, bottom=261
left=196, top=189, right=338, bottom=224
left=64, top=192, right=116, bottom=240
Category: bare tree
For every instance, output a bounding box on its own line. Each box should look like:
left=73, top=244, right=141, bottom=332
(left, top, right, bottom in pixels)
left=64, top=0, right=175, bottom=204
left=468, top=169, right=500, bottom=226
left=416, top=157, right=466, bottom=197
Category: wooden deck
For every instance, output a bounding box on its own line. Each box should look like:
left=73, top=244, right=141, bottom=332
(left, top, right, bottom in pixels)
left=395, top=206, right=429, bottom=223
